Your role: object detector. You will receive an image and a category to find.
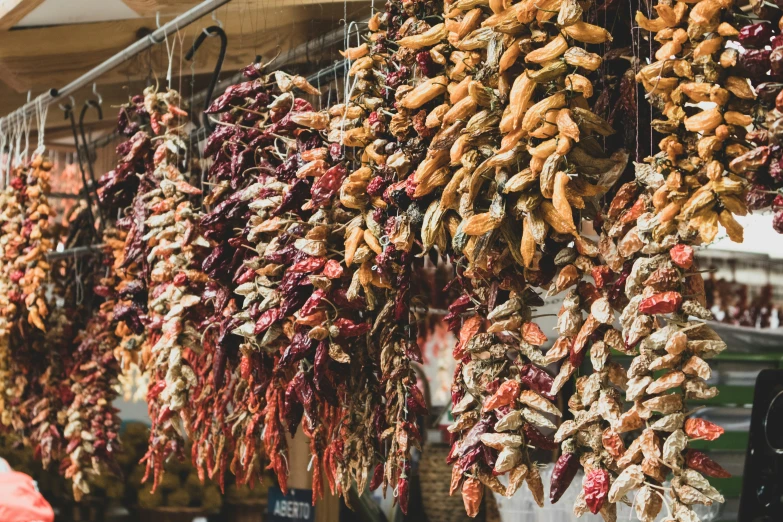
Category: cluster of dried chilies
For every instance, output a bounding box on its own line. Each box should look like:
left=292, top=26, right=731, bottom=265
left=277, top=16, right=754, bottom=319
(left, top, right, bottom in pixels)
left=5, top=0, right=783, bottom=519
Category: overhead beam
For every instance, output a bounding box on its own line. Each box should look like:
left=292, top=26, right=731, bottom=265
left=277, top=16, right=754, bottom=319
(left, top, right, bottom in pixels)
left=121, top=0, right=198, bottom=16
left=0, top=0, right=46, bottom=30
left=122, top=0, right=368, bottom=16
left=0, top=3, right=355, bottom=93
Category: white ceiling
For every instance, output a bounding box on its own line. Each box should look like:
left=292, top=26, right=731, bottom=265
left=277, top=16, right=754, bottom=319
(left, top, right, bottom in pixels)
left=17, top=0, right=140, bottom=27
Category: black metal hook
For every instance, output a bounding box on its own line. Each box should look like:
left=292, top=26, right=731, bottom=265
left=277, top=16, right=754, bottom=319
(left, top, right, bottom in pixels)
left=62, top=104, right=98, bottom=239
left=78, top=99, right=104, bottom=226
left=185, top=25, right=227, bottom=132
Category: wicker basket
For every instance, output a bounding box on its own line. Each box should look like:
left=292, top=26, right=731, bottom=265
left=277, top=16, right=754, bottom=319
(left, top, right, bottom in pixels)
left=222, top=499, right=268, bottom=522
left=419, top=444, right=483, bottom=522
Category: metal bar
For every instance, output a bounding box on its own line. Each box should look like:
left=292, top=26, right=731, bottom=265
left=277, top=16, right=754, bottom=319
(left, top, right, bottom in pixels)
left=83, top=21, right=364, bottom=153
left=46, top=244, right=106, bottom=261
left=0, top=0, right=232, bottom=128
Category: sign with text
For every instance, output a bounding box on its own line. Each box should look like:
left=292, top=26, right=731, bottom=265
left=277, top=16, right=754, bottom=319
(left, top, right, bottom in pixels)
left=268, top=486, right=315, bottom=522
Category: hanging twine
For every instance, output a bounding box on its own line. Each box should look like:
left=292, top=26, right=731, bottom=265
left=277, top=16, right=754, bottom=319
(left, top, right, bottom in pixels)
left=34, top=97, right=49, bottom=158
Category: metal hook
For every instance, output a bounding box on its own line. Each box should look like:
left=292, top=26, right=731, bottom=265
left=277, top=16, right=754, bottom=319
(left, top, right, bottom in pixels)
left=58, top=96, right=76, bottom=113
left=78, top=99, right=103, bottom=222
left=211, top=9, right=223, bottom=29
left=62, top=102, right=98, bottom=240
left=92, top=83, right=103, bottom=106
left=185, top=25, right=227, bottom=132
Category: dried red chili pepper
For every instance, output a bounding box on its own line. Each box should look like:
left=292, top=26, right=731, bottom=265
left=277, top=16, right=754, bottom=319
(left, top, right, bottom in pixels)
left=583, top=468, right=610, bottom=514
left=522, top=322, right=548, bottom=346
left=670, top=244, right=694, bottom=269
left=685, top=449, right=731, bottom=478
left=483, top=379, right=521, bottom=411
left=518, top=363, right=555, bottom=401
left=550, top=452, right=580, bottom=504
left=591, top=265, right=613, bottom=289
left=523, top=424, right=558, bottom=451
left=638, top=291, right=683, bottom=315
left=370, top=463, right=385, bottom=491
left=333, top=317, right=371, bottom=338
left=397, top=477, right=410, bottom=514
left=289, top=256, right=327, bottom=274
left=684, top=418, right=724, bottom=441
left=311, top=164, right=346, bottom=207
left=462, top=476, right=483, bottom=518
left=254, top=308, right=281, bottom=335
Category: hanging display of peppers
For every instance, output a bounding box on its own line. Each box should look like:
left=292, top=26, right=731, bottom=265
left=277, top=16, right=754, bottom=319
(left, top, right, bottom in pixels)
left=6, top=1, right=775, bottom=520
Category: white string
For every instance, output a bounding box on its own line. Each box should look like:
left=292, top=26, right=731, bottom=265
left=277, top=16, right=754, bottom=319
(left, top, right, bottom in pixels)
left=34, top=97, right=49, bottom=158
left=157, top=12, right=177, bottom=89
left=21, top=106, right=31, bottom=165
left=0, top=119, right=6, bottom=188
left=340, top=21, right=363, bottom=146
left=12, top=111, right=23, bottom=168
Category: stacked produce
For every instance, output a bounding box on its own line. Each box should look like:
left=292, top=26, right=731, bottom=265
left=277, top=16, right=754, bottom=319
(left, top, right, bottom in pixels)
left=332, top=1, right=460, bottom=509
left=726, top=10, right=783, bottom=231
left=189, top=64, right=277, bottom=491
left=2, top=1, right=766, bottom=520
left=195, top=65, right=356, bottom=502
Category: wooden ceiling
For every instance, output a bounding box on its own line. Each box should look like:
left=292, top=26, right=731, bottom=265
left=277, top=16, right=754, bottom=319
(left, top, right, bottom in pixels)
left=0, top=0, right=369, bottom=145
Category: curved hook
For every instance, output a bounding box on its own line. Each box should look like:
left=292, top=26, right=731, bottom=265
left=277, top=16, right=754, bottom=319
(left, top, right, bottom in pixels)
left=185, top=25, right=227, bottom=132
left=62, top=102, right=98, bottom=240
left=78, top=99, right=103, bottom=218
left=92, top=83, right=103, bottom=106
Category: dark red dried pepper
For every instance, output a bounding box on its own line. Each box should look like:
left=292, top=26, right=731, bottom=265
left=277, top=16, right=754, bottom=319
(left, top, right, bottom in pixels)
left=523, top=424, right=558, bottom=451
left=550, top=452, right=579, bottom=504
left=685, top=449, right=731, bottom=478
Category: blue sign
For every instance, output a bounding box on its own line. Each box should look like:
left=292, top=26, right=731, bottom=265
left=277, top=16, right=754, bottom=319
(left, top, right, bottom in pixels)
left=268, top=486, right=315, bottom=522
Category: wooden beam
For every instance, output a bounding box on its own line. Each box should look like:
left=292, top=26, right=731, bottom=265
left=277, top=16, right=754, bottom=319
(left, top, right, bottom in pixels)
left=0, top=3, right=356, bottom=92
left=122, top=0, right=368, bottom=16
left=121, top=0, right=196, bottom=16
left=0, top=0, right=46, bottom=30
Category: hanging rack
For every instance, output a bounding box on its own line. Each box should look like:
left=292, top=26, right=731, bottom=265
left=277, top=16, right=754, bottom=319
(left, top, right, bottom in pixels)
left=82, top=19, right=367, bottom=154
left=47, top=12, right=370, bottom=261
left=0, top=0, right=232, bottom=130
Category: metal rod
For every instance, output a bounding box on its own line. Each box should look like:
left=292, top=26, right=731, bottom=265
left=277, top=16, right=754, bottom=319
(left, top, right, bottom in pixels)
left=46, top=244, right=106, bottom=261
left=83, top=20, right=365, bottom=153
left=0, top=0, right=232, bottom=128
